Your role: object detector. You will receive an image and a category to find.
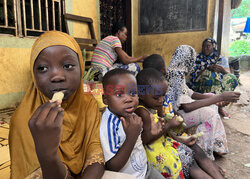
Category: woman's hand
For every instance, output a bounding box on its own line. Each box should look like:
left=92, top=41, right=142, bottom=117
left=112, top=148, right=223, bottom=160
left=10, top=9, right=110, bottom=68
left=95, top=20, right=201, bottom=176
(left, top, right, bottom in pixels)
left=29, top=101, right=64, bottom=158
left=209, top=64, right=227, bottom=74
left=115, top=48, right=148, bottom=64
left=143, top=55, right=149, bottom=59
left=219, top=91, right=241, bottom=103
left=121, top=114, right=143, bottom=140
left=137, top=55, right=149, bottom=62
left=214, top=65, right=227, bottom=74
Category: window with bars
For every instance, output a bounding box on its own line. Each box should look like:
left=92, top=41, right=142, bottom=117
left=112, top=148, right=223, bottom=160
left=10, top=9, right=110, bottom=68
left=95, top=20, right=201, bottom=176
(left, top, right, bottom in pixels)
left=0, top=0, right=64, bottom=37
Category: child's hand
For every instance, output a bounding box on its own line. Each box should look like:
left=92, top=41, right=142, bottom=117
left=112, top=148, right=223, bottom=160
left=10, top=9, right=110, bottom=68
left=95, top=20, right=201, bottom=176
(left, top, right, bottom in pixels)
left=180, top=136, right=197, bottom=146
left=121, top=114, right=143, bottom=140
left=219, top=91, right=240, bottom=102
left=158, top=117, right=165, bottom=128
left=171, top=132, right=197, bottom=147
left=150, top=115, right=165, bottom=136
left=28, top=101, right=64, bottom=158
left=165, top=115, right=182, bottom=130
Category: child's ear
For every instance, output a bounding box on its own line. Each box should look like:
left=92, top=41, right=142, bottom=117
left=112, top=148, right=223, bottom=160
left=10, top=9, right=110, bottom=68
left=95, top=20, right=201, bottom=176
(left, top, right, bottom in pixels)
left=138, top=95, right=144, bottom=102
left=102, top=94, right=108, bottom=105
left=161, top=68, right=167, bottom=76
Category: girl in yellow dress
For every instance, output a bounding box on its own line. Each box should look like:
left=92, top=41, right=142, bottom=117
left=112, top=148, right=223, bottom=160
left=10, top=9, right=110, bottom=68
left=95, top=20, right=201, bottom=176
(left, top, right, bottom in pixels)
left=135, top=68, right=224, bottom=179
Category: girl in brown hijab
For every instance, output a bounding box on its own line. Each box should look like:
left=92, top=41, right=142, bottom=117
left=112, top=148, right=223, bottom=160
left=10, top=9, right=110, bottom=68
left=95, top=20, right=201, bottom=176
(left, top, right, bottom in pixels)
left=9, top=31, right=104, bottom=179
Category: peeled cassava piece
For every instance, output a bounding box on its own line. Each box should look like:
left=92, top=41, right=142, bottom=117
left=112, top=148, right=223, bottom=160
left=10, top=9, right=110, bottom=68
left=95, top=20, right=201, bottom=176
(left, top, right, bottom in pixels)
left=51, top=92, right=64, bottom=102
left=192, top=132, right=204, bottom=138
left=178, top=132, right=204, bottom=140
left=165, top=113, right=175, bottom=121
left=164, top=113, right=186, bottom=126
left=164, top=113, right=186, bottom=135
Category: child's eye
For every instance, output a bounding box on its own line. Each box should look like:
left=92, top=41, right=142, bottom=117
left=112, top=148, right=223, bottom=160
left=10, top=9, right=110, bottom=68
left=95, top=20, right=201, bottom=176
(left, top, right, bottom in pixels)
left=115, top=92, right=124, bottom=97
left=37, top=66, right=48, bottom=72
left=129, top=91, right=137, bottom=97
left=63, top=64, right=75, bottom=69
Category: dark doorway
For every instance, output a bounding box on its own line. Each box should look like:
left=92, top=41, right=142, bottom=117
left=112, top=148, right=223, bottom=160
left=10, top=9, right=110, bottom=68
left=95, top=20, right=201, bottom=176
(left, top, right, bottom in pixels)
left=100, top=0, right=131, bottom=55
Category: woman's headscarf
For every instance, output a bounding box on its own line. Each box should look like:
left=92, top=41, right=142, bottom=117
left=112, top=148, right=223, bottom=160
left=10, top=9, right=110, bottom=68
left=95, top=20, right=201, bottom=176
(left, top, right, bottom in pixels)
left=189, top=38, right=222, bottom=88
left=166, top=45, right=197, bottom=110
left=9, top=31, right=104, bottom=178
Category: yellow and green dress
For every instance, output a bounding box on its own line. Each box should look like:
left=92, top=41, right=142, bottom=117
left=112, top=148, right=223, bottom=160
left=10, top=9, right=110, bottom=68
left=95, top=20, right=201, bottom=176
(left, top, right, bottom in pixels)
left=162, top=96, right=195, bottom=179
left=137, top=105, right=184, bottom=179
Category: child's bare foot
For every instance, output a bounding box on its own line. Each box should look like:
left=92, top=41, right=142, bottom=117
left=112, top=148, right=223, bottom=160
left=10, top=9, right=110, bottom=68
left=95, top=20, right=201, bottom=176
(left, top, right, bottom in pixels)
left=214, top=151, right=227, bottom=158
left=214, top=163, right=226, bottom=177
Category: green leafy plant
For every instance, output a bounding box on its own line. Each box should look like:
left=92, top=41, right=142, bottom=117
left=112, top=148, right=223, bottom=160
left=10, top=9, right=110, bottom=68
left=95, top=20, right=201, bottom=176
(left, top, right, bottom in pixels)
left=83, top=67, right=98, bottom=81
left=229, top=39, right=250, bottom=56
left=231, top=0, right=250, bottom=18
left=82, top=49, right=98, bottom=81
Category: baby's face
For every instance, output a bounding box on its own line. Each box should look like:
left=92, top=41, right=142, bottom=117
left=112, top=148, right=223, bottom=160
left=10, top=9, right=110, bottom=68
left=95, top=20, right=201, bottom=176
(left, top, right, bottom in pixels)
left=33, top=45, right=81, bottom=100
left=103, top=74, right=139, bottom=118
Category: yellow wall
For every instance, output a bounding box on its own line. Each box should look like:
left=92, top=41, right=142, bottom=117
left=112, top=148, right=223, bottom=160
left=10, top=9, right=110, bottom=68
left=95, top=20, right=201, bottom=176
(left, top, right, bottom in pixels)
left=0, top=0, right=221, bottom=109
left=0, top=36, right=35, bottom=109
left=132, top=0, right=216, bottom=67
left=0, top=48, right=31, bottom=92
left=70, top=0, right=100, bottom=62
left=72, top=0, right=99, bottom=39
left=0, top=0, right=99, bottom=109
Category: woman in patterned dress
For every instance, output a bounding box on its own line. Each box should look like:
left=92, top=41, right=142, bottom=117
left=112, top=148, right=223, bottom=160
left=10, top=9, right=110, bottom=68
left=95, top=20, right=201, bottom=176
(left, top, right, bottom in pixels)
left=188, top=38, right=238, bottom=118
left=166, top=45, right=240, bottom=160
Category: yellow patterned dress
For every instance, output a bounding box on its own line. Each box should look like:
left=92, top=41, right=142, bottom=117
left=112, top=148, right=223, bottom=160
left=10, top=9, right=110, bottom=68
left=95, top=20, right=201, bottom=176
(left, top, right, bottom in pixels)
left=137, top=105, right=184, bottom=179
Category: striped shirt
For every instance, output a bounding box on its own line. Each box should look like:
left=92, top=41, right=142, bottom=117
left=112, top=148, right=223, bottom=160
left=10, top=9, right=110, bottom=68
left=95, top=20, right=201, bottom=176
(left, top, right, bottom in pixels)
left=91, top=36, right=122, bottom=68
left=99, top=108, right=147, bottom=179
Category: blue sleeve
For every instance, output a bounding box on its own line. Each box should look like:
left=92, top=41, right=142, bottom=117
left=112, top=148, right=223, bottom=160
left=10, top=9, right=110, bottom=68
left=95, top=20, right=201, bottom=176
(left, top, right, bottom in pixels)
left=100, top=113, right=122, bottom=162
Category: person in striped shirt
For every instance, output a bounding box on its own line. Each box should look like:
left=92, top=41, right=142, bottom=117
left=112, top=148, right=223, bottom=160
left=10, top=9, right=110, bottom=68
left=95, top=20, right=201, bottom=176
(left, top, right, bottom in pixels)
left=91, top=23, right=147, bottom=80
